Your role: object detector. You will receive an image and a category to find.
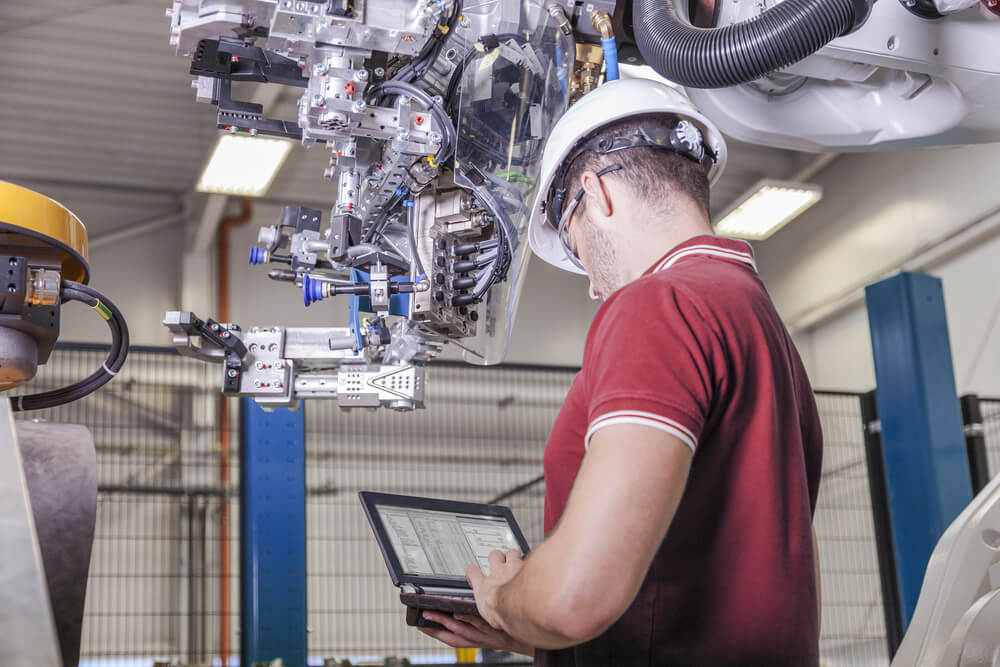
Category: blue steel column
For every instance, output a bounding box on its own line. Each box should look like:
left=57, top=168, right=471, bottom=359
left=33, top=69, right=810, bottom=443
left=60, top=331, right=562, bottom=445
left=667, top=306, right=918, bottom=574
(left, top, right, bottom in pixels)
left=239, top=399, right=307, bottom=667
left=865, top=271, right=972, bottom=627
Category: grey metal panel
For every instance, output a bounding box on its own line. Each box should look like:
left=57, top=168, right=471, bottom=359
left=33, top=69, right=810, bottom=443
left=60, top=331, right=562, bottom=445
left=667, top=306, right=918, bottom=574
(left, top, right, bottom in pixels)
left=17, top=421, right=98, bottom=667
left=0, top=402, right=63, bottom=667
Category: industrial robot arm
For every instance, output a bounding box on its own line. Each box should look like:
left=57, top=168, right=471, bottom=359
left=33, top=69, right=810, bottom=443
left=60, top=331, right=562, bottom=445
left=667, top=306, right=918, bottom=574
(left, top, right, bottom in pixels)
left=161, top=0, right=999, bottom=410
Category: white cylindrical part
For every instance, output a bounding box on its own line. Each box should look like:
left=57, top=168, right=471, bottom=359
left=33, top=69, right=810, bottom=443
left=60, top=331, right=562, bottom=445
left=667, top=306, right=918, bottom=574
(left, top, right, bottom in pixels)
left=934, top=0, right=978, bottom=12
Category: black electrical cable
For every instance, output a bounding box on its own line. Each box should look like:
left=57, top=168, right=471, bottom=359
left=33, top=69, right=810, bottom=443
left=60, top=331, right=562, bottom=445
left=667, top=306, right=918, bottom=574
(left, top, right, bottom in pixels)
left=405, top=200, right=427, bottom=280
left=465, top=184, right=515, bottom=300
left=633, top=0, right=870, bottom=89
left=397, top=0, right=464, bottom=83
left=12, top=281, right=129, bottom=411
left=363, top=191, right=406, bottom=243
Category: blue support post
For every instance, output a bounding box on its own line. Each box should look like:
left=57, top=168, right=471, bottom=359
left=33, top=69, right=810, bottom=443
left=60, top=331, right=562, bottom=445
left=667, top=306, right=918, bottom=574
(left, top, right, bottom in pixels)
left=239, top=399, right=307, bottom=667
left=865, top=272, right=972, bottom=628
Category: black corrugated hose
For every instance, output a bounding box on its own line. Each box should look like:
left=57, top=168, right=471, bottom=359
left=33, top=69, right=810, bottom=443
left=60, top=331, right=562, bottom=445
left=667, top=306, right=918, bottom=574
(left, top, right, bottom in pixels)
left=633, top=0, right=870, bottom=89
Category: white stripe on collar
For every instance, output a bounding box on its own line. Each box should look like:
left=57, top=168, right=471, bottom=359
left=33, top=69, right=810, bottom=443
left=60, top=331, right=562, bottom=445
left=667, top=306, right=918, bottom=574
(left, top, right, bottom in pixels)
left=653, top=243, right=757, bottom=274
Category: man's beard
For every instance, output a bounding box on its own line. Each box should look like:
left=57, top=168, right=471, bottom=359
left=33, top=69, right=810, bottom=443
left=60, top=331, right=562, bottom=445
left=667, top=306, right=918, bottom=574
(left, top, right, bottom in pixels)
left=581, top=217, right=622, bottom=301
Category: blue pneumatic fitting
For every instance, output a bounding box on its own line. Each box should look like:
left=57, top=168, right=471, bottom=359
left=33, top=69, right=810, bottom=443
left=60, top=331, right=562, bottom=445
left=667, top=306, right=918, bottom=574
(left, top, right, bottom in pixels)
left=249, top=246, right=268, bottom=265
left=402, top=199, right=415, bottom=208
left=302, top=274, right=326, bottom=307
left=395, top=185, right=409, bottom=197
left=601, top=37, right=619, bottom=82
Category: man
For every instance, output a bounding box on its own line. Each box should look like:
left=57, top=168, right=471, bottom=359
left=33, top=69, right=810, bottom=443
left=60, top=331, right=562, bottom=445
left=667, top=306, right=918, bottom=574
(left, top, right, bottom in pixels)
left=420, top=79, right=823, bottom=665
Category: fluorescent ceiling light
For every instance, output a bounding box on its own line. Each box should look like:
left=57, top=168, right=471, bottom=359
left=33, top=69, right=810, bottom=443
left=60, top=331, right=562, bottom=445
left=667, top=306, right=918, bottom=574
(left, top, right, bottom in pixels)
left=197, top=134, right=293, bottom=196
left=714, top=180, right=823, bottom=241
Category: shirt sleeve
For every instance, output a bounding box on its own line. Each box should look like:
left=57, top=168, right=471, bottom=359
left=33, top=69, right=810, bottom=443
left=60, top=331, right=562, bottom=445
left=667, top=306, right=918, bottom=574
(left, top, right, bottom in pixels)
left=583, top=282, right=716, bottom=453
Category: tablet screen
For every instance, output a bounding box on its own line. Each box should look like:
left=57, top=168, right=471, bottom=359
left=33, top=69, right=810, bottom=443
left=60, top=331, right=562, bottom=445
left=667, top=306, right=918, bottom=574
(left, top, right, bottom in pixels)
left=375, top=504, right=522, bottom=579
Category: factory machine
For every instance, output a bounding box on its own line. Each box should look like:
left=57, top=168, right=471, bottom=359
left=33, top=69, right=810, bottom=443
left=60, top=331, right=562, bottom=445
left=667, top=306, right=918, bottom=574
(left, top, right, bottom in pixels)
left=0, top=182, right=130, bottom=667
left=162, top=0, right=1000, bottom=412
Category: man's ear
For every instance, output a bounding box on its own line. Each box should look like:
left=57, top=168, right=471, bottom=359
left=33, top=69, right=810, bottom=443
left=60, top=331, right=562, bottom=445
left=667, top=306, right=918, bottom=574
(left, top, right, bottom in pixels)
left=580, top=169, right=614, bottom=219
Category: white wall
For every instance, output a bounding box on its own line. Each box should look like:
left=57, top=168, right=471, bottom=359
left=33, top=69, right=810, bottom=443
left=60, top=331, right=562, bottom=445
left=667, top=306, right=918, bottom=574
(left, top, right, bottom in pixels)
left=756, top=142, right=1000, bottom=396
left=62, top=225, right=183, bottom=346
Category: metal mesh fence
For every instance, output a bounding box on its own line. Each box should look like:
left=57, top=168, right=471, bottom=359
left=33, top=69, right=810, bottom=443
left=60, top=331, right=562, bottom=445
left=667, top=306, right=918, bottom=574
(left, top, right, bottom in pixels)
left=812, top=393, right=890, bottom=667
left=981, top=398, right=1000, bottom=477
left=11, top=347, right=890, bottom=665
left=11, top=345, right=239, bottom=667
left=304, top=364, right=565, bottom=662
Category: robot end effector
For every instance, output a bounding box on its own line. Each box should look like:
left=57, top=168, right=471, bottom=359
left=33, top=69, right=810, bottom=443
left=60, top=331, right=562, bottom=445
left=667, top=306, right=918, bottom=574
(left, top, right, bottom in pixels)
left=165, top=311, right=427, bottom=411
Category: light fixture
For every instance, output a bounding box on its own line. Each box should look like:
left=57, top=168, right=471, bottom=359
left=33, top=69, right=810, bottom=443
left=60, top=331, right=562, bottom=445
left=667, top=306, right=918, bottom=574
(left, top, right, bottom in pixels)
left=197, top=134, right=293, bottom=196
left=713, top=179, right=823, bottom=241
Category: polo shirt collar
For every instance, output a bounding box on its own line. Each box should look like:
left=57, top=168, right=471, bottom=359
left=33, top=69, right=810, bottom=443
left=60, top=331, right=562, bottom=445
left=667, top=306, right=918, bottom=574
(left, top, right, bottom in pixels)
left=643, top=235, right=757, bottom=276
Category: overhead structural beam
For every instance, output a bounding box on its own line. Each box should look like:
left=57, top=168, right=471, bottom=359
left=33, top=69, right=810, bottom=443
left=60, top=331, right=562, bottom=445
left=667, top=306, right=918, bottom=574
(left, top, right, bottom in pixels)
left=790, top=152, right=838, bottom=183
left=88, top=210, right=184, bottom=250
left=0, top=176, right=183, bottom=200
left=788, top=203, right=1000, bottom=335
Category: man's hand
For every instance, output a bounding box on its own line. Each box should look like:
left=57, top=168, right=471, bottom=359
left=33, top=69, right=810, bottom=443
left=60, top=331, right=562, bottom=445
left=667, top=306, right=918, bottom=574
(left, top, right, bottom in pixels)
left=466, top=549, right=524, bottom=630
left=417, top=611, right=533, bottom=656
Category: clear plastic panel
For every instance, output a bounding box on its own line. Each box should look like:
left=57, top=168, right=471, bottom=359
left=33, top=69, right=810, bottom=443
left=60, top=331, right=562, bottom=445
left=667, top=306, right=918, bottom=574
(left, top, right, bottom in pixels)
left=453, top=2, right=566, bottom=364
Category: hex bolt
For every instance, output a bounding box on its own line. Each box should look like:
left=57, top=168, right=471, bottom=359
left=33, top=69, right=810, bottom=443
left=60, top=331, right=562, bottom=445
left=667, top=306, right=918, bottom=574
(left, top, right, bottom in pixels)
left=227, top=369, right=239, bottom=378
left=255, top=361, right=266, bottom=370
left=253, top=380, right=262, bottom=388
left=355, top=69, right=369, bottom=82
left=374, top=67, right=386, bottom=78
left=353, top=100, right=367, bottom=113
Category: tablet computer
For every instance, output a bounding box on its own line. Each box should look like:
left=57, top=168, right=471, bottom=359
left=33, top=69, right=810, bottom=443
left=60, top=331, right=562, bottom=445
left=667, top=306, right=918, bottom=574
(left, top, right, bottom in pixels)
left=359, top=491, right=531, bottom=627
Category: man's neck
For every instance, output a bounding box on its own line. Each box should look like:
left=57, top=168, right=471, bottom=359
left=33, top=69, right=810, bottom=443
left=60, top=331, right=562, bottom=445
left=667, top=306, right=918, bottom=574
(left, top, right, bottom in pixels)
left=616, top=211, right=714, bottom=284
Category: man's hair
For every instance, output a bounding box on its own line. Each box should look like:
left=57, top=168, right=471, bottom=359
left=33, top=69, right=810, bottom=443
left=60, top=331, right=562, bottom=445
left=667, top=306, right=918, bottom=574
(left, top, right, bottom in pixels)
left=562, top=113, right=711, bottom=218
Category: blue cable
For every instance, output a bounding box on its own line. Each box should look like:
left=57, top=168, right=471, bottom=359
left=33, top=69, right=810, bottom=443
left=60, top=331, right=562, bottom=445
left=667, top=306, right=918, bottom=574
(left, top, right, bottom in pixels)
left=349, top=269, right=364, bottom=351
left=601, top=37, right=619, bottom=82
left=555, top=42, right=567, bottom=97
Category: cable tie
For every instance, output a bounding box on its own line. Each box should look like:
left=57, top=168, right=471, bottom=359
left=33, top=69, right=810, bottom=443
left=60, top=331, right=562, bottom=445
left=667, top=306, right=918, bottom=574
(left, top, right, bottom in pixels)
left=16, top=395, right=24, bottom=411
left=102, top=362, right=118, bottom=377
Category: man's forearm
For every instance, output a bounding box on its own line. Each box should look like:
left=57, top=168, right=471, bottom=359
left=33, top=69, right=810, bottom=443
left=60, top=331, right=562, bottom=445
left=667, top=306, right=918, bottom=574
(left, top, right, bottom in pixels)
left=483, top=540, right=583, bottom=649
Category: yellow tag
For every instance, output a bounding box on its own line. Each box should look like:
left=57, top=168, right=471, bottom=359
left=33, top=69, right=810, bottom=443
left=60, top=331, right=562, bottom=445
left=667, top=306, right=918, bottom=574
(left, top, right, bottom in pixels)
left=438, top=23, right=449, bottom=35
left=455, top=648, right=478, bottom=662
left=427, top=156, right=439, bottom=168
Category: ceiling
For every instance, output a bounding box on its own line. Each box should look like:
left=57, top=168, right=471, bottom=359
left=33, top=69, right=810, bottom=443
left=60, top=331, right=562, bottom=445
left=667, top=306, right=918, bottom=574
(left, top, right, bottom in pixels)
left=0, top=0, right=823, bottom=242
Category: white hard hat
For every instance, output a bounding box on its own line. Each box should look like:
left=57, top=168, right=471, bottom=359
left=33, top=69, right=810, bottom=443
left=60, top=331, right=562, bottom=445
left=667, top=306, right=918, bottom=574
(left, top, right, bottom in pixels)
left=527, top=79, right=728, bottom=274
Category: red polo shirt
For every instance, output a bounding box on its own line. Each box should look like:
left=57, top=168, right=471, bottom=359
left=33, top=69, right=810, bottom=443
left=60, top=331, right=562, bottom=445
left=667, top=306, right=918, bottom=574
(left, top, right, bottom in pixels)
left=537, top=236, right=823, bottom=666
